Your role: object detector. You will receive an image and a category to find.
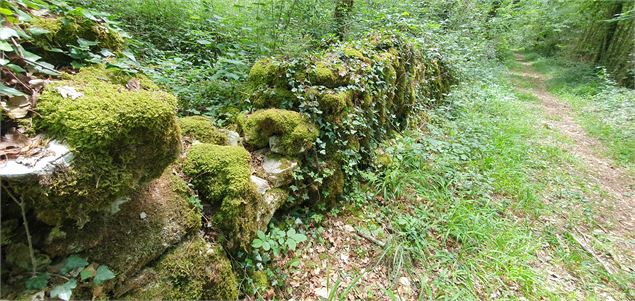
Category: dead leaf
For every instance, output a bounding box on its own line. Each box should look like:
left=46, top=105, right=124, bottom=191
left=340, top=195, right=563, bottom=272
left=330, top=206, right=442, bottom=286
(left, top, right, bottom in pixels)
left=92, top=285, right=104, bottom=300
left=56, top=86, right=83, bottom=100
left=126, top=78, right=140, bottom=91
left=2, top=95, right=31, bottom=119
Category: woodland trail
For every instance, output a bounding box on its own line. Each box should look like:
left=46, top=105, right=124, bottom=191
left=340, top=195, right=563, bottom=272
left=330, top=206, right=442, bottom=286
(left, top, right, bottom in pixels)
left=513, top=54, right=635, bottom=289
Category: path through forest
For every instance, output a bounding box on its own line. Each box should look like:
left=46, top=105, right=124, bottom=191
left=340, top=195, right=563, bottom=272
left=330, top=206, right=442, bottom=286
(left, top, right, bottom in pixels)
left=512, top=54, right=635, bottom=298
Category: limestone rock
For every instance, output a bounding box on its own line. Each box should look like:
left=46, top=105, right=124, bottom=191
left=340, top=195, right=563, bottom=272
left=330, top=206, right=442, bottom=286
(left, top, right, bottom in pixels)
left=224, top=130, right=241, bottom=146
left=0, top=140, right=72, bottom=179
left=262, top=153, right=298, bottom=187
left=250, top=175, right=270, bottom=194
left=260, top=188, right=288, bottom=227
left=43, top=170, right=201, bottom=285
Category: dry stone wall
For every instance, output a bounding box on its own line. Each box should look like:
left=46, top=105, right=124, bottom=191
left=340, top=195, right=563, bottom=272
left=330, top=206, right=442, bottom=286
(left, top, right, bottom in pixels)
left=0, top=32, right=452, bottom=300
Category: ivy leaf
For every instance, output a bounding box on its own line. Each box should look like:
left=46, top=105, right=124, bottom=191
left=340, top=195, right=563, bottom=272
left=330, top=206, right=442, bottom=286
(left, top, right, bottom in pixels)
left=0, top=27, right=18, bottom=40
left=0, top=40, right=13, bottom=51
left=25, top=272, right=49, bottom=290
left=29, top=27, right=50, bottom=35
left=286, top=228, right=297, bottom=237
left=0, top=83, right=26, bottom=97
left=286, top=239, right=297, bottom=251
left=50, top=279, right=77, bottom=301
left=251, top=239, right=263, bottom=249
left=60, top=255, right=89, bottom=275
left=93, top=265, right=115, bottom=285
left=261, top=241, right=271, bottom=251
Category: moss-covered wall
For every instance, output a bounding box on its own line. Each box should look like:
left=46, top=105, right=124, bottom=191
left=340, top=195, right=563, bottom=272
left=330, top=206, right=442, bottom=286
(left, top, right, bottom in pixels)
left=241, top=32, right=453, bottom=205
left=1, top=32, right=453, bottom=301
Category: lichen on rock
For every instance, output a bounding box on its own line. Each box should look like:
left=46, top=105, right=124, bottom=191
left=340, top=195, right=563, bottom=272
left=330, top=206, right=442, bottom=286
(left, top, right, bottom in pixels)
left=238, top=108, right=318, bottom=156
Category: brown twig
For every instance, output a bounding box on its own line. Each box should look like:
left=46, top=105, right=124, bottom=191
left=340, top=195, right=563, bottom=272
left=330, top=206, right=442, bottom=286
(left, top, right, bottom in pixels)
left=571, top=228, right=615, bottom=275
left=355, top=229, right=386, bottom=247
left=1, top=68, right=33, bottom=94
left=4, top=187, right=37, bottom=275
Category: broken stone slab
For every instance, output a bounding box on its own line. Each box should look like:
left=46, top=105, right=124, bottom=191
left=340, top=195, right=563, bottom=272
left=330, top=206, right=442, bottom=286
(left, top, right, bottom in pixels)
left=262, top=153, right=298, bottom=187
left=42, top=169, right=201, bottom=286
left=259, top=188, right=288, bottom=227
left=223, top=129, right=241, bottom=146
left=0, top=140, right=73, bottom=179
left=250, top=175, right=270, bottom=194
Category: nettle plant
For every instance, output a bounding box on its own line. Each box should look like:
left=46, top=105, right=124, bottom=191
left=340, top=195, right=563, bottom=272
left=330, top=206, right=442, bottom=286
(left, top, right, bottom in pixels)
left=25, top=255, right=115, bottom=301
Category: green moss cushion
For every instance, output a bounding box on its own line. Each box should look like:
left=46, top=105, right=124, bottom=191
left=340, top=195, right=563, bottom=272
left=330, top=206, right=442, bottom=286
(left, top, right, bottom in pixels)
left=183, top=144, right=264, bottom=251
left=178, top=116, right=228, bottom=145
left=32, top=66, right=181, bottom=226
left=123, top=235, right=239, bottom=301
left=238, top=109, right=319, bottom=156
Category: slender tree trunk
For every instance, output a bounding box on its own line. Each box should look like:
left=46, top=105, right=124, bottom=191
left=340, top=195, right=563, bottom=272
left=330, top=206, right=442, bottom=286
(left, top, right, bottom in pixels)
left=596, top=1, right=623, bottom=64
left=334, top=0, right=354, bottom=40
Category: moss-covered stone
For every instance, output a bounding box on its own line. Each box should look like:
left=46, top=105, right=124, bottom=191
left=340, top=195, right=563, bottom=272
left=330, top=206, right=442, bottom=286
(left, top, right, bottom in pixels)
left=248, top=58, right=287, bottom=87
left=242, top=33, right=453, bottom=206
left=239, top=109, right=318, bottom=156
left=31, top=66, right=181, bottom=225
left=43, top=169, right=201, bottom=285
left=309, top=61, right=350, bottom=88
left=123, top=235, right=239, bottom=301
left=183, top=144, right=251, bottom=203
left=178, top=116, right=228, bottom=145
left=183, top=144, right=264, bottom=251
left=342, top=46, right=369, bottom=63
left=246, top=270, right=270, bottom=295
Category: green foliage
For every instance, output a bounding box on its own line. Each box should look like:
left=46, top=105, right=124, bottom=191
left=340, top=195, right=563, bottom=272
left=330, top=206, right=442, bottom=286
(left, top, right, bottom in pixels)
left=251, top=227, right=307, bottom=257
left=0, top=0, right=137, bottom=98
left=514, top=0, right=634, bottom=87
left=239, top=108, right=319, bottom=156
left=24, top=255, right=115, bottom=301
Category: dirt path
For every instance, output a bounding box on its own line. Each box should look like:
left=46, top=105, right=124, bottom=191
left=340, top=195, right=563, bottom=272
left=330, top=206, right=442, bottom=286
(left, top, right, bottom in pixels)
left=513, top=55, right=635, bottom=279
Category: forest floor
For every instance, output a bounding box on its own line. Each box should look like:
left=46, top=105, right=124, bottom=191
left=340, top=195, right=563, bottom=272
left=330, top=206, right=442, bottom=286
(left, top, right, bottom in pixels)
left=259, top=54, right=634, bottom=300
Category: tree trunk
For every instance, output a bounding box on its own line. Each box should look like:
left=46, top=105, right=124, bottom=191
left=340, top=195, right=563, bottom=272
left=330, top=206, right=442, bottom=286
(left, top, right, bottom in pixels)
left=334, top=0, right=354, bottom=40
